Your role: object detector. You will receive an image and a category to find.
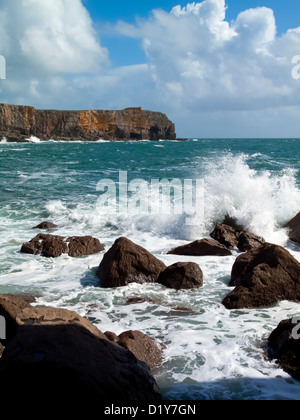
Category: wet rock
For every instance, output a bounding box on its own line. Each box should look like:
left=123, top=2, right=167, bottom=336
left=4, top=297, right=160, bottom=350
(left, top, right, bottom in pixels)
left=285, top=212, right=300, bottom=244
left=158, top=262, right=203, bottom=290
left=21, top=234, right=105, bottom=258
left=223, top=243, right=300, bottom=309
left=168, top=238, right=232, bottom=256
left=210, top=222, right=265, bottom=251
left=210, top=223, right=239, bottom=248
left=97, top=237, right=166, bottom=288
left=67, top=236, right=105, bottom=257
left=112, top=330, right=165, bottom=370
left=237, top=231, right=265, bottom=252
left=267, top=318, right=300, bottom=381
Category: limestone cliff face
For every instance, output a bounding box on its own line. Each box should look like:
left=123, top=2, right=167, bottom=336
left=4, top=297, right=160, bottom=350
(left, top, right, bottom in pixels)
left=0, top=104, right=176, bottom=142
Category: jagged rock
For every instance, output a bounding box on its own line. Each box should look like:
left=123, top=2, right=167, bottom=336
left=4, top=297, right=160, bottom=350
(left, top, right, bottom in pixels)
left=285, top=212, right=300, bottom=244
left=0, top=104, right=176, bottom=142
left=223, top=243, right=300, bottom=309
left=97, top=237, right=166, bottom=288
left=237, top=231, right=265, bottom=252
left=267, top=318, right=300, bottom=381
left=158, top=262, right=203, bottom=290
left=0, top=324, right=162, bottom=403
left=210, top=223, right=239, bottom=248
left=167, top=238, right=232, bottom=256
left=210, top=222, right=265, bottom=251
left=21, top=234, right=105, bottom=258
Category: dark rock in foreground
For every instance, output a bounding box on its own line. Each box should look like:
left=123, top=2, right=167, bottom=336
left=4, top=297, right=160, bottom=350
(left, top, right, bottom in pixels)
left=223, top=243, right=300, bottom=309
left=97, top=237, right=166, bottom=288
left=285, top=212, right=300, bottom=245
left=268, top=318, right=300, bottom=381
left=0, top=104, right=176, bottom=142
left=158, top=262, right=203, bottom=290
left=21, top=234, right=105, bottom=258
left=0, top=294, right=162, bottom=401
left=168, top=238, right=232, bottom=256
left=0, top=324, right=161, bottom=402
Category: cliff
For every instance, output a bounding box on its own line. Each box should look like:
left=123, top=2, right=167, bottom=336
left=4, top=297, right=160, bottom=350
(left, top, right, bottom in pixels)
left=0, top=104, right=176, bottom=142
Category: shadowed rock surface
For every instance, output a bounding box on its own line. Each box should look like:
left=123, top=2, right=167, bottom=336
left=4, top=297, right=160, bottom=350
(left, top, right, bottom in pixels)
left=97, top=237, right=166, bottom=287
left=267, top=318, right=300, bottom=381
left=210, top=223, right=265, bottom=252
left=168, top=238, right=232, bottom=256
left=158, top=262, right=203, bottom=290
left=0, top=104, right=176, bottom=142
left=223, top=243, right=300, bottom=309
left=0, top=324, right=162, bottom=402
left=285, top=212, right=300, bottom=244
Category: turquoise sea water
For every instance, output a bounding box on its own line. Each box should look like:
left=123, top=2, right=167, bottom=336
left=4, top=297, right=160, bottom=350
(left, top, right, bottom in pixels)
left=0, top=138, right=300, bottom=400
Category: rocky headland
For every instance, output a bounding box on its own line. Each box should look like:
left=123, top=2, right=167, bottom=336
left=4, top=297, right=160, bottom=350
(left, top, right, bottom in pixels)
left=0, top=104, right=176, bottom=142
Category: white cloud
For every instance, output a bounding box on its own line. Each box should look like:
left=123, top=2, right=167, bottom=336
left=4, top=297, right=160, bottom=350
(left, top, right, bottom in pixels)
left=0, top=0, right=299, bottom=137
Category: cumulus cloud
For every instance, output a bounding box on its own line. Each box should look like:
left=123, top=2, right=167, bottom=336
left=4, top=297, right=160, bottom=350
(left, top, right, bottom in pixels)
left=0, top=0, right=299, bottom=137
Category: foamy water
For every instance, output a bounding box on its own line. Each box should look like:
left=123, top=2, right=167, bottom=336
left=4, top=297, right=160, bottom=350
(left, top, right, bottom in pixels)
left=0, top=139, right=300, bottom=400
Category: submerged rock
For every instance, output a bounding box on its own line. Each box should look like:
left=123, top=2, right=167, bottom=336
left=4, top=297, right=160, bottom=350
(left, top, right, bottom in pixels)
left=33, top=221, right=58, bottom=230
left=223, top=243, right=300, bottom=309
left=267, top=318, right=300, bottom=381
left=97, top=237, right=166, bottom=288
left=21, top=234, right=105, bottom=258
left=158, top=262, right=203, bottom=290
left=168, top=238, right=232, bottom=256
left=285, top=212, right=300, bottom=244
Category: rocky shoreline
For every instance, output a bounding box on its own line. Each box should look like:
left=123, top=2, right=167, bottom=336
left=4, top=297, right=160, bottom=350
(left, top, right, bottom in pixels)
left=1, top=212, right=300, bottom=399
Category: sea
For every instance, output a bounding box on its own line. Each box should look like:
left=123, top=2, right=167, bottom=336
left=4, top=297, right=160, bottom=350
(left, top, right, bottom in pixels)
left=1, top=137, right=300, bottom=400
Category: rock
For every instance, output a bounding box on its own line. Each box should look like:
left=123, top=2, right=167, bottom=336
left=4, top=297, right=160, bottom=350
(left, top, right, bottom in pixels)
left=21, top=233, right=68, bottom=257
left=33, top=221, right=58, bottom=230
left=222, top=243, right=300, bottom=309
left=0, top=324, right=162, bottom=403
left=0, top=104, right=176, bottom=142
left=210, top=222, right=265, bottom=251
left=158, top=262, right=203, bottom=290
left=237, top=231, right=265, bottom=252
left=210, top=223, right=239, bottom=248
left=109, top=330, right=166, bottom=370
left=67, top=236, right=105, bottom=257
left=0, top=294, right=107, bottom=345
left=167, top=238, right=232, bottom=256
left=285, top=212, right=300, bottom=244
left=21, top=234, right=105, bottom=258
left=267, top=318, right=300, bottom=381
left=97, top=237, right=166, bottom=288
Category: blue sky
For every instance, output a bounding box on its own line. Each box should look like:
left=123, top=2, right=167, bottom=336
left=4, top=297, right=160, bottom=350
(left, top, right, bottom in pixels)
left=0, top=0, right=299, bottom=137
left=86, top=0, right=300, bottom=66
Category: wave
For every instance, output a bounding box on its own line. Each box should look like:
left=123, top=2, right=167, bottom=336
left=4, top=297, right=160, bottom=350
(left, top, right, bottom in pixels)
left=43, top=154, right=300, bottom=247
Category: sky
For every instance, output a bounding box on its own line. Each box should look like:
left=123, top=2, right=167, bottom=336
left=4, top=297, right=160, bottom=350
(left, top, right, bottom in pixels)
left=0, top=0, right=299, bottom=138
